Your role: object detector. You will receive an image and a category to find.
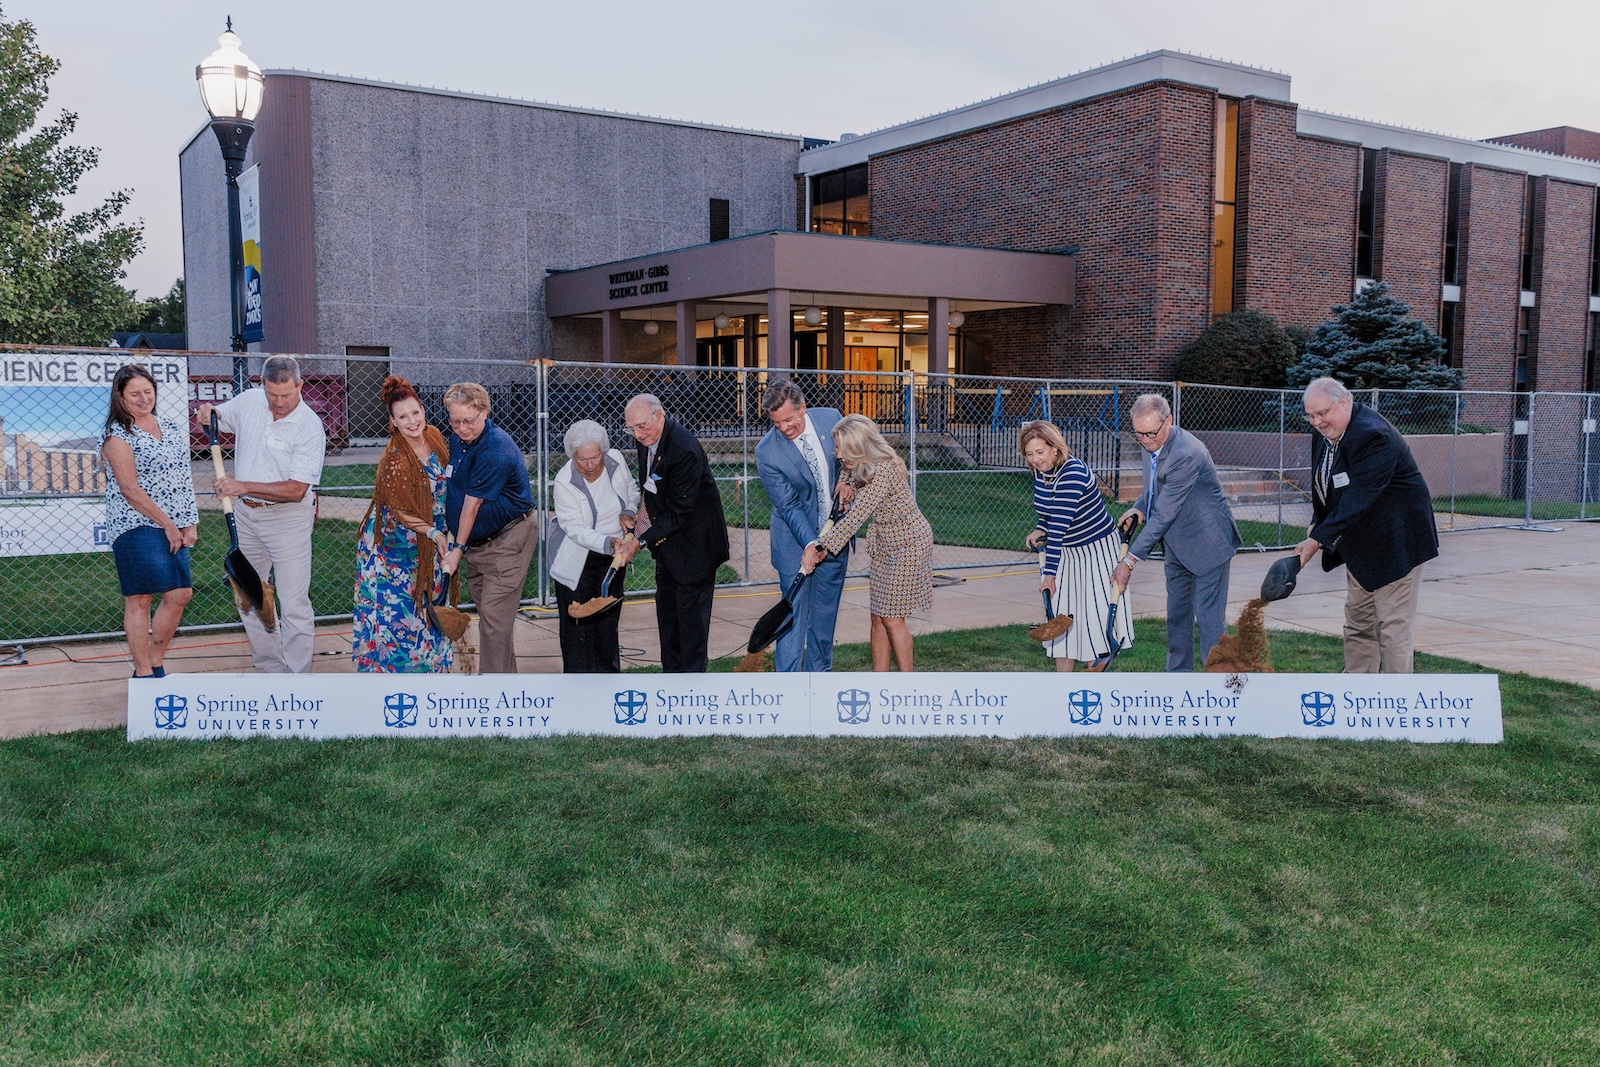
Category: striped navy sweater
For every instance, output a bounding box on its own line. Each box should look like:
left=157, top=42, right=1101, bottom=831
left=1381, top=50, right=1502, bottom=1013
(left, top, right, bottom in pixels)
left=1031, top=456, right=1115, bottom=575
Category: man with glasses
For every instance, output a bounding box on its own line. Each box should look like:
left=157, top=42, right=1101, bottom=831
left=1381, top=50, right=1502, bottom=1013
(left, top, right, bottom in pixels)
left=441, top=382, right=535, bottom=674
left=624, top=393, right=730, bottom=672
left=1112, top=393, right=1240, bottom=671
left=1294, top=377, right=1438, bottom=673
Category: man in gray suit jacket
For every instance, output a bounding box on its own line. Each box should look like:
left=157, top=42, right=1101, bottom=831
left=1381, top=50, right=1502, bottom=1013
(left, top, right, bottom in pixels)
left=755, top=379, right=848, bottom=671
left=1112, top=394, right=1241, bottom=671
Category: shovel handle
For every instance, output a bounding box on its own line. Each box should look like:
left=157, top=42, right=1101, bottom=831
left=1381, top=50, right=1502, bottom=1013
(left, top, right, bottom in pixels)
left=800, top=516, right=839, bottom=576
left=205, top=412, right=235, bottom=516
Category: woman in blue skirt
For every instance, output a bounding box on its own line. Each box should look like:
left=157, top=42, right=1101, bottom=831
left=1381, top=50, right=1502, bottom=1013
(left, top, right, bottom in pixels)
left=100, top=364, right=199, bottom=678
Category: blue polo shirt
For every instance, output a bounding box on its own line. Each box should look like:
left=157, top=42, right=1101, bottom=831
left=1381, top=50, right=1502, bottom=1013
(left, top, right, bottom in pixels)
left=446, top=419, right=533, bottom=544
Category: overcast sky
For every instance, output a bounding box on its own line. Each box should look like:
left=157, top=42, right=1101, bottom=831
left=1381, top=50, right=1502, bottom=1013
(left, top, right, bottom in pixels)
left=29, top=0, right=1600, bottom=299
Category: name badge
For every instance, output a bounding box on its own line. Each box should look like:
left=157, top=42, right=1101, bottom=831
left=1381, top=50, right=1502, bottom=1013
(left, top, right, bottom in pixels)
left=644, top=474, right=659, bottom=494
left=266, top=436, right=290, bottom=452
left=444, top=464, right=454, bottom=478
left=1332, top=471, right=1350, bottom=489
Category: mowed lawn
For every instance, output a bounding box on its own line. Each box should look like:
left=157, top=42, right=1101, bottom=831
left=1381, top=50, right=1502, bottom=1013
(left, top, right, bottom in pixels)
left=3, top=623, right=1598, bottom=1065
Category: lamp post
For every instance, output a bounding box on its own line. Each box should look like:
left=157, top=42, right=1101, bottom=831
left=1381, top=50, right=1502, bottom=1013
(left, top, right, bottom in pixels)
left=196, top=18, right=265, bottom=396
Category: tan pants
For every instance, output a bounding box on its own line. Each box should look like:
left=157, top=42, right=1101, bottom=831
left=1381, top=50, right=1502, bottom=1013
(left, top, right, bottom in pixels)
left=1344, top=563, right=1424, bottom=674
left=235, top=499, right=315, bottom=673
left=462, top=517, right=538, bottom=675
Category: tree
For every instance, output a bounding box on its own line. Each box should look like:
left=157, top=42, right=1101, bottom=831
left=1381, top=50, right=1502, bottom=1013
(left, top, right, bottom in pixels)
left=130, top=277, right=185, bottom=335
left=0, top=7, right=143, bottom=345
left=1172, top=310, right=1298, bottom=388
left=1285, top=282, right=1463, bottom=392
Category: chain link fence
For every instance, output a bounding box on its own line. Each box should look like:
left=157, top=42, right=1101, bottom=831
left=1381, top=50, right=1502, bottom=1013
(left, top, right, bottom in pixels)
left=3, top=344, right=1597, bottom=645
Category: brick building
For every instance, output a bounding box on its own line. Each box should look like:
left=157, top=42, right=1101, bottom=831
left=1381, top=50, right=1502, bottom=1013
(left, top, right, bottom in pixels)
left=182, top=51, right=1600, bottom=395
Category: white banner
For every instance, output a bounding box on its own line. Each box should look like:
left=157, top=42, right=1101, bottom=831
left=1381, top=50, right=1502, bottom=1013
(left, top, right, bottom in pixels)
left=1, top=352, right=188, bottom=556
left=128, top=671, right=1502, bottom=743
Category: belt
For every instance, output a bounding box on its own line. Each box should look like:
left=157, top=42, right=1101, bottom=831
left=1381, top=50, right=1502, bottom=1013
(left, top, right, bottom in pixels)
left=468, top=510, right=531, bottom=549
left=239, top=498, right=281, bottom=509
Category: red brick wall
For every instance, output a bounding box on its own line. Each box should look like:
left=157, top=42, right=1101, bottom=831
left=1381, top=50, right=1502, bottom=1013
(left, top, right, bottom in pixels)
left=1457, top=165, right=1527, bottom=392
left=869, top=80, right=1216, bottom=379
left=1491, top=127, right=1600, bottom=163
left=1233, top=104, right=1362, bottom=329
left=1530, top=178, right=1597, bottom=392
left=1374, top=150, right=1448, bottom=331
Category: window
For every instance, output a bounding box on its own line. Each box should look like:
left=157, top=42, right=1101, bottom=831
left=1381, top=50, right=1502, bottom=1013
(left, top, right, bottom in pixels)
left=1440, top=303, right=1457, bottom=368
left=1356, top=148, right=1377, bottom=279
left=1515, top=306, right=1532, bottom=390
left=1521, top=176, right=1537, bottom=291
left=1443, top=163, right=1463, bottom=285
left=709, top=198, right=730, bottom=242
left=1211, top=98, right=1239, bottom=317
left=809, top=165, right=869, bottom=237
left=1586, top=312, right=1599, bottom=393
left=1590, top=193, right=1599, bottom=296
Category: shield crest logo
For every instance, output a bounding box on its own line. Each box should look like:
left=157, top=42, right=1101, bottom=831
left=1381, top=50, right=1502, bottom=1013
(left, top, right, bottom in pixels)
left=614, top=689, right=649, bottom=726
left=1067, top=689, right=1102, bottom=726
left=1300, top=691, right=1336, bottom=728
left=154, top=694, right=187, bottom=730
left=836, top=688, right=872, bottom=725
left=384, top=693, right=419, bottom=729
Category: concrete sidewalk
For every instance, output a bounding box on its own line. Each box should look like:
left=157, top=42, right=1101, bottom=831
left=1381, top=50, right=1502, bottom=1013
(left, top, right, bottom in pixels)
left=3, top=523, right=1597, bottom=738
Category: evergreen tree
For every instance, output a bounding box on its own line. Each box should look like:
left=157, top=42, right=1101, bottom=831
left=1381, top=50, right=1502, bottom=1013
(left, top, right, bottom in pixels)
left=1285, top=281, right=1463, bottom=392
left=1172, top=310, right=1298, bottom=388
left=0, top=7, right=143, bottom=345
left=131, top=277, right=185, bottom=335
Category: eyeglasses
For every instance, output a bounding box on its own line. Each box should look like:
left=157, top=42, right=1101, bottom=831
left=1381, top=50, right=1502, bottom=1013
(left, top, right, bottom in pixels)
left=1305, top=403, right=1337, bottom=421
left=448, top=411, right=484, bottom=428
left=1131, top=415, right=1169, bottom=441
left=626, top=412, right=661, bottom=433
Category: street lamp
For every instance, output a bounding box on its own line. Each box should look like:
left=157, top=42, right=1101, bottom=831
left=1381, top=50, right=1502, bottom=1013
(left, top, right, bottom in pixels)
left=196, top=18, right=265, bottom=394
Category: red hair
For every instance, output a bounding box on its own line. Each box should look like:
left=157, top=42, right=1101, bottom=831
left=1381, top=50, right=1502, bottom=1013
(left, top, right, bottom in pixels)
left=381, top=375, right=421, bottom=411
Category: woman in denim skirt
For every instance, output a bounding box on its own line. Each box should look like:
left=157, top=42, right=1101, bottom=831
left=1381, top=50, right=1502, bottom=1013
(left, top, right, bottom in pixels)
left=100, top=365, right=199, bottom=678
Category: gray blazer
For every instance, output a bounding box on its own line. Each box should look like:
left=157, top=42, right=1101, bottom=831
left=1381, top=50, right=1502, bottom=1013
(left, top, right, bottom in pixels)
left=755, top=407, right=842, bottom=578
left=1128, top=424, right=1240, bottom=576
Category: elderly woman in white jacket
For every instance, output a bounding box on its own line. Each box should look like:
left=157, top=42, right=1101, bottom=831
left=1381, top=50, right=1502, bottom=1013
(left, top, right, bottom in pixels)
left=549, top=419, right=641, bottom=672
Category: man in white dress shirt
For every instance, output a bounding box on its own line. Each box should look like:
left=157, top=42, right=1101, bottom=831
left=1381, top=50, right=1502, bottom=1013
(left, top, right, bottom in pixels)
left=754, top=378, right=848, bottom=672
left=197, top=355, right=327, bottom=673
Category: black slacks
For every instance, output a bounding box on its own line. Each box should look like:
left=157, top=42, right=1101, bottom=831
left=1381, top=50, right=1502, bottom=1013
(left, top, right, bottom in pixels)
left=654, top=560, right=714, bottom=673
left=552, top=550, right=626, bottom=673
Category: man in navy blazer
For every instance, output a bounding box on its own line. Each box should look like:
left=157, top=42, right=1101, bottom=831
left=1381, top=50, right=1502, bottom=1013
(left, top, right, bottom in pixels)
left=625, top=393, right=731, bottom=673
left=755, top=379, right=848, bottom=671
left=1112, top=393, right=1241, bottom=671
left=1295, top=377, right=1438, bottom=673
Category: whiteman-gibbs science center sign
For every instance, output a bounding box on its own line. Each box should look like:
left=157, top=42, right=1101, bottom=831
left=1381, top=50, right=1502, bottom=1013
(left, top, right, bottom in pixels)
left=129, top=672, right=1502, bottom=744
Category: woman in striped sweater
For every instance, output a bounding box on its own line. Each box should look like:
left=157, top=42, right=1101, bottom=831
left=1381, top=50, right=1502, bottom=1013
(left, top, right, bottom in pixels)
left=1021, top=421, right=1134, bottom=671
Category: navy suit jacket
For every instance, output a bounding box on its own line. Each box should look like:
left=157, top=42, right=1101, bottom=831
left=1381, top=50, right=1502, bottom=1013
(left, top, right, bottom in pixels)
left=1310, top=402, right=1439, bottom=591
left=636, top=418, right=731, bottom=586
left=755, top=407, right=842, bottom=578
left=1128, top=424, right=1240, bottom=576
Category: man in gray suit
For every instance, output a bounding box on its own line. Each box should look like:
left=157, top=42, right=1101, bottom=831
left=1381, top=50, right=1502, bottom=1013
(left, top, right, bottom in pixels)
left=755, top=379, right=848, bottom=672
left=1111, top=393, right=1241, bottom=671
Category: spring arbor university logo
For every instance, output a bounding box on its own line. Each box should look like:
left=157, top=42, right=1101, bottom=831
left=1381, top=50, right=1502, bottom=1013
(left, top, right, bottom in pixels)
left=154, top=695, right=188, bottom=730
left=384, top=694, right=418, bottom=729
left=614, top=689, right=649, bottom=726
left=1068, top=689, right=1103, bottom=726
left=1301, top=690, right=1336, bottom=728
left=836, top=688, right=872, bottom=725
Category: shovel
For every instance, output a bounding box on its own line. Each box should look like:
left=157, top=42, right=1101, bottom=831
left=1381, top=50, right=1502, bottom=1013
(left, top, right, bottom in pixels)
left=206, top=412, right=275, bottom=629
left=1084, top=523, right=1136, bottom=673
left=567, top=534, right=635, bottom=619
left=1025, top=547, right=1073, bottom=643
left=735, top=504, right=846, bottom=670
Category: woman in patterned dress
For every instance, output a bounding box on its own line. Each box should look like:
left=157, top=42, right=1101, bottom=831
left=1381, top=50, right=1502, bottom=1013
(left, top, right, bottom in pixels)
left=1020, top=420, right=1132, bottom=671
left=100, top=365, right=199, bottom=678
left=352, top=376, right=454, bottom=673
left=802, top=413, right=933, bottom=672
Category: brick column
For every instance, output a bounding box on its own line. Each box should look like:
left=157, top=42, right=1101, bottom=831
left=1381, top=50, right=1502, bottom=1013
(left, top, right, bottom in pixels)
left=928, top=296, right=950, bottom=374
left=675, top=301, right=696, bottom=366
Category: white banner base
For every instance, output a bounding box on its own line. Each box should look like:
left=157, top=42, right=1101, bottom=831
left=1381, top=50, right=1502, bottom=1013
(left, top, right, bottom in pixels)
left=128, top=672, right=1502, bottom=744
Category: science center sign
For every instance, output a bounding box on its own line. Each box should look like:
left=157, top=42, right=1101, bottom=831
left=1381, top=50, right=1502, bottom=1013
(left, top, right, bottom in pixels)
left=128, top=672, right=1502, bottom=744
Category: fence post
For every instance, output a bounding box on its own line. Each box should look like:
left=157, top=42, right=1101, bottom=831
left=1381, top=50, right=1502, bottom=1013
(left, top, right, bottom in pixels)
left=1583, top=393, right=1595, bottom=521
left=907, top=370, right=918, bottom=498
left=740, top=368, right=750, bottom=584
left=1276, top=388, right=1286, bottom=545
left=1172, top=380, right=1181, bottom=426
left=1449, top=391, right=1461, bottom=530
left=1525, top=392, right=1537, bottom=525
left=535, top=360, right=550, bottom=606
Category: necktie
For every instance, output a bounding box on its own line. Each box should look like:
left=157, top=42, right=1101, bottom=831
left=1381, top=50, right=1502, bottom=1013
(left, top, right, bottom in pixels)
left=797, top=433, right=830, bottom=525
left=635, top=447, right=656, bottom=536
left=1316, top=439, right=1340, bottom=504
left=1147, top=452, right=1159, bottom=514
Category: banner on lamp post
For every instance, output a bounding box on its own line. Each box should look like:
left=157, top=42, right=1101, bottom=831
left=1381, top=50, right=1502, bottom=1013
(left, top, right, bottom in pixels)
left=238, top=164, right=264, bottom=344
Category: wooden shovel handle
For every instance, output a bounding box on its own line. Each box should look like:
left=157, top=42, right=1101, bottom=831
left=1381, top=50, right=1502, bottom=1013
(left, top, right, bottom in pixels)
left=206, top=415, right=235, bottom=517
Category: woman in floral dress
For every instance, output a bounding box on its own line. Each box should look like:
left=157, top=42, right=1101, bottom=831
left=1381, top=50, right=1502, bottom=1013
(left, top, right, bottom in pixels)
left=352, top=376, right=454, bottom=672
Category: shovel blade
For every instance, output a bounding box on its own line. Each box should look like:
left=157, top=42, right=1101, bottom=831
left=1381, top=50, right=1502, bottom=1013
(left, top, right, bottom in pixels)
left=1026, top=614, right=1074, bottom=643
left=746, top=600, right=795, bottom=655
left=225, top=548, right=266, bottom=611
left=568, top=595, right=619, bottom=619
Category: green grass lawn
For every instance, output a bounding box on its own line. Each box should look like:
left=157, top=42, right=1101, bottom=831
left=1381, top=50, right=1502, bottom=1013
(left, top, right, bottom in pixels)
left=3, top=622, right=1597, bottom=1064
left=1438, top=494, right=1596, bottom=521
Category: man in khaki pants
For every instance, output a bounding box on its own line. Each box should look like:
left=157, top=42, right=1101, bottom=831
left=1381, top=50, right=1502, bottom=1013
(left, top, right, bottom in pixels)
left=1295, top=377, right=1439, bottom=673
left=440, top=383, right=536, bottom=674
